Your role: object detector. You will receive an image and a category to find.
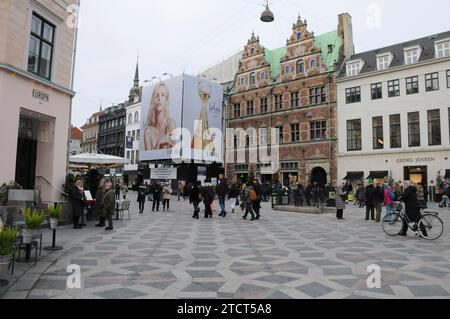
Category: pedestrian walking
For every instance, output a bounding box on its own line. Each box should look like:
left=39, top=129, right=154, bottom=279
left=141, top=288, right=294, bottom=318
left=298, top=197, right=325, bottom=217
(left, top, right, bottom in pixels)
left=242, top=184, right=256, bottom=221
left=383, top=183, right=394, bottom=222
left=228, top=183, right=240, bottom=214
left=162, top=182, right=172, bottom=211
left=114, top=182, right=121, bottom=200
left=121, top=184, right=128, bottom=200
left=103, top=181, right=115, bottom=231
left=201, top=180, right=215, bottom=219
left=335, top=186, right=346, bottom=219
left=95, top=180, right=106, bottom=227
left=365, top=180, right=376, bottom=220
left=72, top=179, right=87, bottom=229
left=438, top=182, right=450, bottom=207
left=252, top=178, right=262, bottom=219
left=189, top=181, right=201, bottom=219
left=217, top=174, right=229, bottom=217
left=137, top=184, right=147, bottom=214
left=374, top=182, right=384, bottom=223
left=152, top=182, right=162, bottom=212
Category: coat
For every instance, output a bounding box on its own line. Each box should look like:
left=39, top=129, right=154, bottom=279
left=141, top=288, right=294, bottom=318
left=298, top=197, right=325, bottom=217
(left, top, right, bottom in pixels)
left=94, top=189, right=105, bottom=217
left=401, top=186, right=420, bottom=221
left=335, top=188, right=346, bottom=210
left=163, top=185, right=172, bottom=200
left=103, top=190, right=116, bottom=217
left=373, top=186, right=385, bottom=205
left=189, top=185, right=201, bottom=203
left=217, top=179, right=229, bottom=199
left=365, top=185, right=375, bottom=205
left=137, top=186, right=147, bottom=203
left=72, top=188, right=86, bottom=217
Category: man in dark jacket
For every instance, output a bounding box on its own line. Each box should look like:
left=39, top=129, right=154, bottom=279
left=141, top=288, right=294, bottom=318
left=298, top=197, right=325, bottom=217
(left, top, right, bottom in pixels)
left=189, top=181, right=201, bottom=219
left=201, top=180, right=215, bottom=219
left=217, top=174, right=229, bottom=217
left=374, top=183, right=385, bottom=223
left=104, top=182, right=116, bottom=231
left=365, top=181, right=376, bottom=220
left=151, top=182, right=162, bottom=212
left=400, top=183, right=427, bottom=237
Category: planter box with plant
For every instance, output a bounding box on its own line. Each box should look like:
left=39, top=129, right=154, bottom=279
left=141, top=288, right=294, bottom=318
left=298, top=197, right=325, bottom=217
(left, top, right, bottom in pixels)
left=47, top=205, right=61, bottom=229
left=0, top=226, right=17, bottom=271
left=23, top=208, right=44, bottom=244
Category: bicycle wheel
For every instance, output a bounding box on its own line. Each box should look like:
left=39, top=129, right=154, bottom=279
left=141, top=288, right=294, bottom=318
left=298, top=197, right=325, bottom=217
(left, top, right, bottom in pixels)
left=418, top=214, right=444, bottom=241
left=382, top=212, right=404, bottom=236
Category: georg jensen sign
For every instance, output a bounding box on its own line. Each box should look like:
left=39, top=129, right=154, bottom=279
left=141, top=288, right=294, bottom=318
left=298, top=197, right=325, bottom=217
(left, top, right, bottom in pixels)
left=32, top=89, right=49, bottom=102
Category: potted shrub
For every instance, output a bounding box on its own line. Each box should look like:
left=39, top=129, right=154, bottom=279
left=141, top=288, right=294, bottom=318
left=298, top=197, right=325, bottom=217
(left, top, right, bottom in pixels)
left=47, top=205, right=61, bottom=229
left=0, top=227, right=17, bottom=273
left=23, top=208, right=45, bottom=244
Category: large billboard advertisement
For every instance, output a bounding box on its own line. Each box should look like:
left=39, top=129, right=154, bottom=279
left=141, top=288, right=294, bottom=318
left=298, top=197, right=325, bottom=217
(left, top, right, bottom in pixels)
left=140, top=76, right=184, bottom=161
left=140, top=75, right=223, bottom=163
left=182, top=75, right=223, bottom=163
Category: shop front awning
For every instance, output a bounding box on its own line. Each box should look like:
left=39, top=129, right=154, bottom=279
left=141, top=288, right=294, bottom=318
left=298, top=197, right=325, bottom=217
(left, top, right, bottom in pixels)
left=444, top=170, right=450, bottom=179
left=367, top=171, right=388, bottom=179
left=343, top=171, right=364, bottom=180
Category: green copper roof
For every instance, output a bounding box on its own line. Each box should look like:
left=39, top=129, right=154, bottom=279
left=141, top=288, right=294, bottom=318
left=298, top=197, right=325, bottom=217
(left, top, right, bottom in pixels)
left=313, top=30, right=342, bottom=72
left=264, top=47, right=287, bottom=79
left=263, top=30, right=342, bottom=77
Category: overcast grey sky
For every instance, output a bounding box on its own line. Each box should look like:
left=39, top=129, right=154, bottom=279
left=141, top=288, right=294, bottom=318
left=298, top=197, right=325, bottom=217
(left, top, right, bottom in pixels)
left=71, top=0, right=450, bottom=127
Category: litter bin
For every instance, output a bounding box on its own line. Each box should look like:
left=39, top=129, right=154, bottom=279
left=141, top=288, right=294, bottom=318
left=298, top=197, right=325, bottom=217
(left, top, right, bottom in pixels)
left=282, top=192, right=289, bottom=205
left=271, top=193, right=279, bottom=208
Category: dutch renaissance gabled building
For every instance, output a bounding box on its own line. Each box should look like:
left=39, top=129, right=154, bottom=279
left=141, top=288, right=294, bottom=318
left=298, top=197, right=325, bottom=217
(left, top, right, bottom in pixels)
left=226, top=14, right=354, bottom=187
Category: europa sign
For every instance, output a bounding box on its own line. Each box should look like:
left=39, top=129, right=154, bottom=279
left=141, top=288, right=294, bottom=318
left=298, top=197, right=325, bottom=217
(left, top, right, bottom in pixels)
left=32, top=89, right=49, bottom=102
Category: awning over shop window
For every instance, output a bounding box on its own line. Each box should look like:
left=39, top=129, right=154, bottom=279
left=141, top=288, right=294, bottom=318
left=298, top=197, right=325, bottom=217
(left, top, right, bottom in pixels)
left=444, top=170, right=450, bottom=179
left=367, top=171, right=388, bottom=179
left=343, top=171, right=364, bottom=180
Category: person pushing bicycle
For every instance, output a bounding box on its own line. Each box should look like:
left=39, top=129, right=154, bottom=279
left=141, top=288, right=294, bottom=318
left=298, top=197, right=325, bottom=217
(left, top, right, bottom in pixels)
left=399, top=182, right=428, bottom=237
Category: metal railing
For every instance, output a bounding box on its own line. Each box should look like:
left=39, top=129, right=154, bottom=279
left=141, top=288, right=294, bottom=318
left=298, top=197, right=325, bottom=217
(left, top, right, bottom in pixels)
left=35, top=176, right=69, bottom=198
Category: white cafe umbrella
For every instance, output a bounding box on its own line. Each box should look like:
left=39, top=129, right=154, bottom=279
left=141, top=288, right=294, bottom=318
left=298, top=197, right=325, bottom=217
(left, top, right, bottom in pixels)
left=69, top=153, right=129, bottom=166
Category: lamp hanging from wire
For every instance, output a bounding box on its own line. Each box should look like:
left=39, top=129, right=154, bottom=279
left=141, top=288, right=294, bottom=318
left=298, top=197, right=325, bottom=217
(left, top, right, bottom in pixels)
left=260, top=0, right=274, bottom=23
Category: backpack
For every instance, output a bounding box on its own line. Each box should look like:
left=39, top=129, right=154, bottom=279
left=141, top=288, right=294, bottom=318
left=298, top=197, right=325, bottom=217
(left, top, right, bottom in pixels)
left=249, top=189, right=257, bottom=202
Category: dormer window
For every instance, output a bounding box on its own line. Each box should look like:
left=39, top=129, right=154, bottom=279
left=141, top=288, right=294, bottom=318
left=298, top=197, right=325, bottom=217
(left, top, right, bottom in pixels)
left=296, top=32, right=302, bottom=41
left=377, top=53, right=392, bottom=71
left=250, top=47, right=255, bottom=55
left=436, top=40, right=450, bottom=59
left=250, top=72, right=256, bottom=85
left=327, top=45, right=334, bottom=53
left=296, top=60, right=304, bottom=74
left=404, top=47, right=420, bottom=65
left=346, top=60, right=362, bottom=77
left=285, top=65, right=291, bottom=74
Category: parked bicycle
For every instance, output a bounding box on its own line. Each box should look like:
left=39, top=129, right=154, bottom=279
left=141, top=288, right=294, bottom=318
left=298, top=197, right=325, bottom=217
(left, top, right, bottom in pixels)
left=382, top=202, right=444, bottom=240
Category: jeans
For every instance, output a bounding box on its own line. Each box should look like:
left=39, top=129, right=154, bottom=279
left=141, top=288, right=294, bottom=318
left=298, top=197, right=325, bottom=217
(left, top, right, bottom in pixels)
left=219, top=197, right=226, bottom=213
left=439, top=195, right=450, bottom=207
left=366, top=205, right=375, bottom=220
left=152, top=199, right=160, bottom=211
left=243, top=204, right=255, bottom=220
left=385, top=204, right=392, bottom=221
left=139, top=202, right=145, bottom=212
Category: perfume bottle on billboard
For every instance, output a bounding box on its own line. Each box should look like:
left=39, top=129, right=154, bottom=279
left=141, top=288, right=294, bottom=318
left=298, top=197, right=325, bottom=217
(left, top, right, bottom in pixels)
left=191, top=79, right=214, bottom=152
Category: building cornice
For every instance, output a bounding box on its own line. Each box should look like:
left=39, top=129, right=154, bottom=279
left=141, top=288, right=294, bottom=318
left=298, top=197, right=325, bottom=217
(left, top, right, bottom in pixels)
left=337, top=146, right=450, bottom=158
left=0, top=63, right=76, bottom=96
left=336, top=56, right=450, bottom=83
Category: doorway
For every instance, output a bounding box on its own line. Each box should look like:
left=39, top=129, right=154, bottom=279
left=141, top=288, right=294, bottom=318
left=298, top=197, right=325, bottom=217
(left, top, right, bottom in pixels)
left=404, top=166, right=428, bottom=187
left=15, top=117, right=38, bottom=189
left=310, top=167, right=327, bottom=187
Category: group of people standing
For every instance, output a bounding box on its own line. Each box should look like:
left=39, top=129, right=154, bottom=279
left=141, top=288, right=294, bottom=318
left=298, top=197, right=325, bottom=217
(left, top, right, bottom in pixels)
left=71, top=178, right=115, bottom=231
left=137, top=181, right=173, bottom=213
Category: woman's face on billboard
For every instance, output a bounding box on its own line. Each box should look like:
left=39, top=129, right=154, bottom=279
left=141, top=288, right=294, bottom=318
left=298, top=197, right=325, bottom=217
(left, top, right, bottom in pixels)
left=154, top=85, right=168, bottom=112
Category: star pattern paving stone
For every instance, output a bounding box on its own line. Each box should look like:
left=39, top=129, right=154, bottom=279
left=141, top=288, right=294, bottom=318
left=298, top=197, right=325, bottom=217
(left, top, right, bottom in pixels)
left=2, top=194, right=450, bottom=299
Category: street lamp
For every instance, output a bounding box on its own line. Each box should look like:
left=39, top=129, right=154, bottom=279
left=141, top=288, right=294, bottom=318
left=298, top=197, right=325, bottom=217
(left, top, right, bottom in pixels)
left=162, top=73, right=173, bottom=78
left=144, top=76, right=161, bottom=84
left=261, top=0, right=275, bottom=23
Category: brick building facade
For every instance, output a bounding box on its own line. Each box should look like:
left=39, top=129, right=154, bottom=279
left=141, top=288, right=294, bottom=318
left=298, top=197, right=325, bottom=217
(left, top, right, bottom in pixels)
left=226, top=14, right=354, bottom=187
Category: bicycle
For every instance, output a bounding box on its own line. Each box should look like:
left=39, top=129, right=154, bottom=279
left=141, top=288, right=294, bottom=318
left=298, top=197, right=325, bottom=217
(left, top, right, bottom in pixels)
left=382, top=202, right=444, bottom=241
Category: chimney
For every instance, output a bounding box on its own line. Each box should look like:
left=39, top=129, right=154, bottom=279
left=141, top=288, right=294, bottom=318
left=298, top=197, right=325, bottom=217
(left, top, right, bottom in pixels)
left=338, top=13, right=354, bottom=59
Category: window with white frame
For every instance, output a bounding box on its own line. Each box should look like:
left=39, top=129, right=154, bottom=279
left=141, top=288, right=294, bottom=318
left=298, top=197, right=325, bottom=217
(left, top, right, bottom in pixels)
left=346, top=61, right=361, bottom=77
left=436, top=40, right=450, bottom=59
left=377, top=54, right=391, bottom=71
left=404, top=48, right=420, bottom=65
